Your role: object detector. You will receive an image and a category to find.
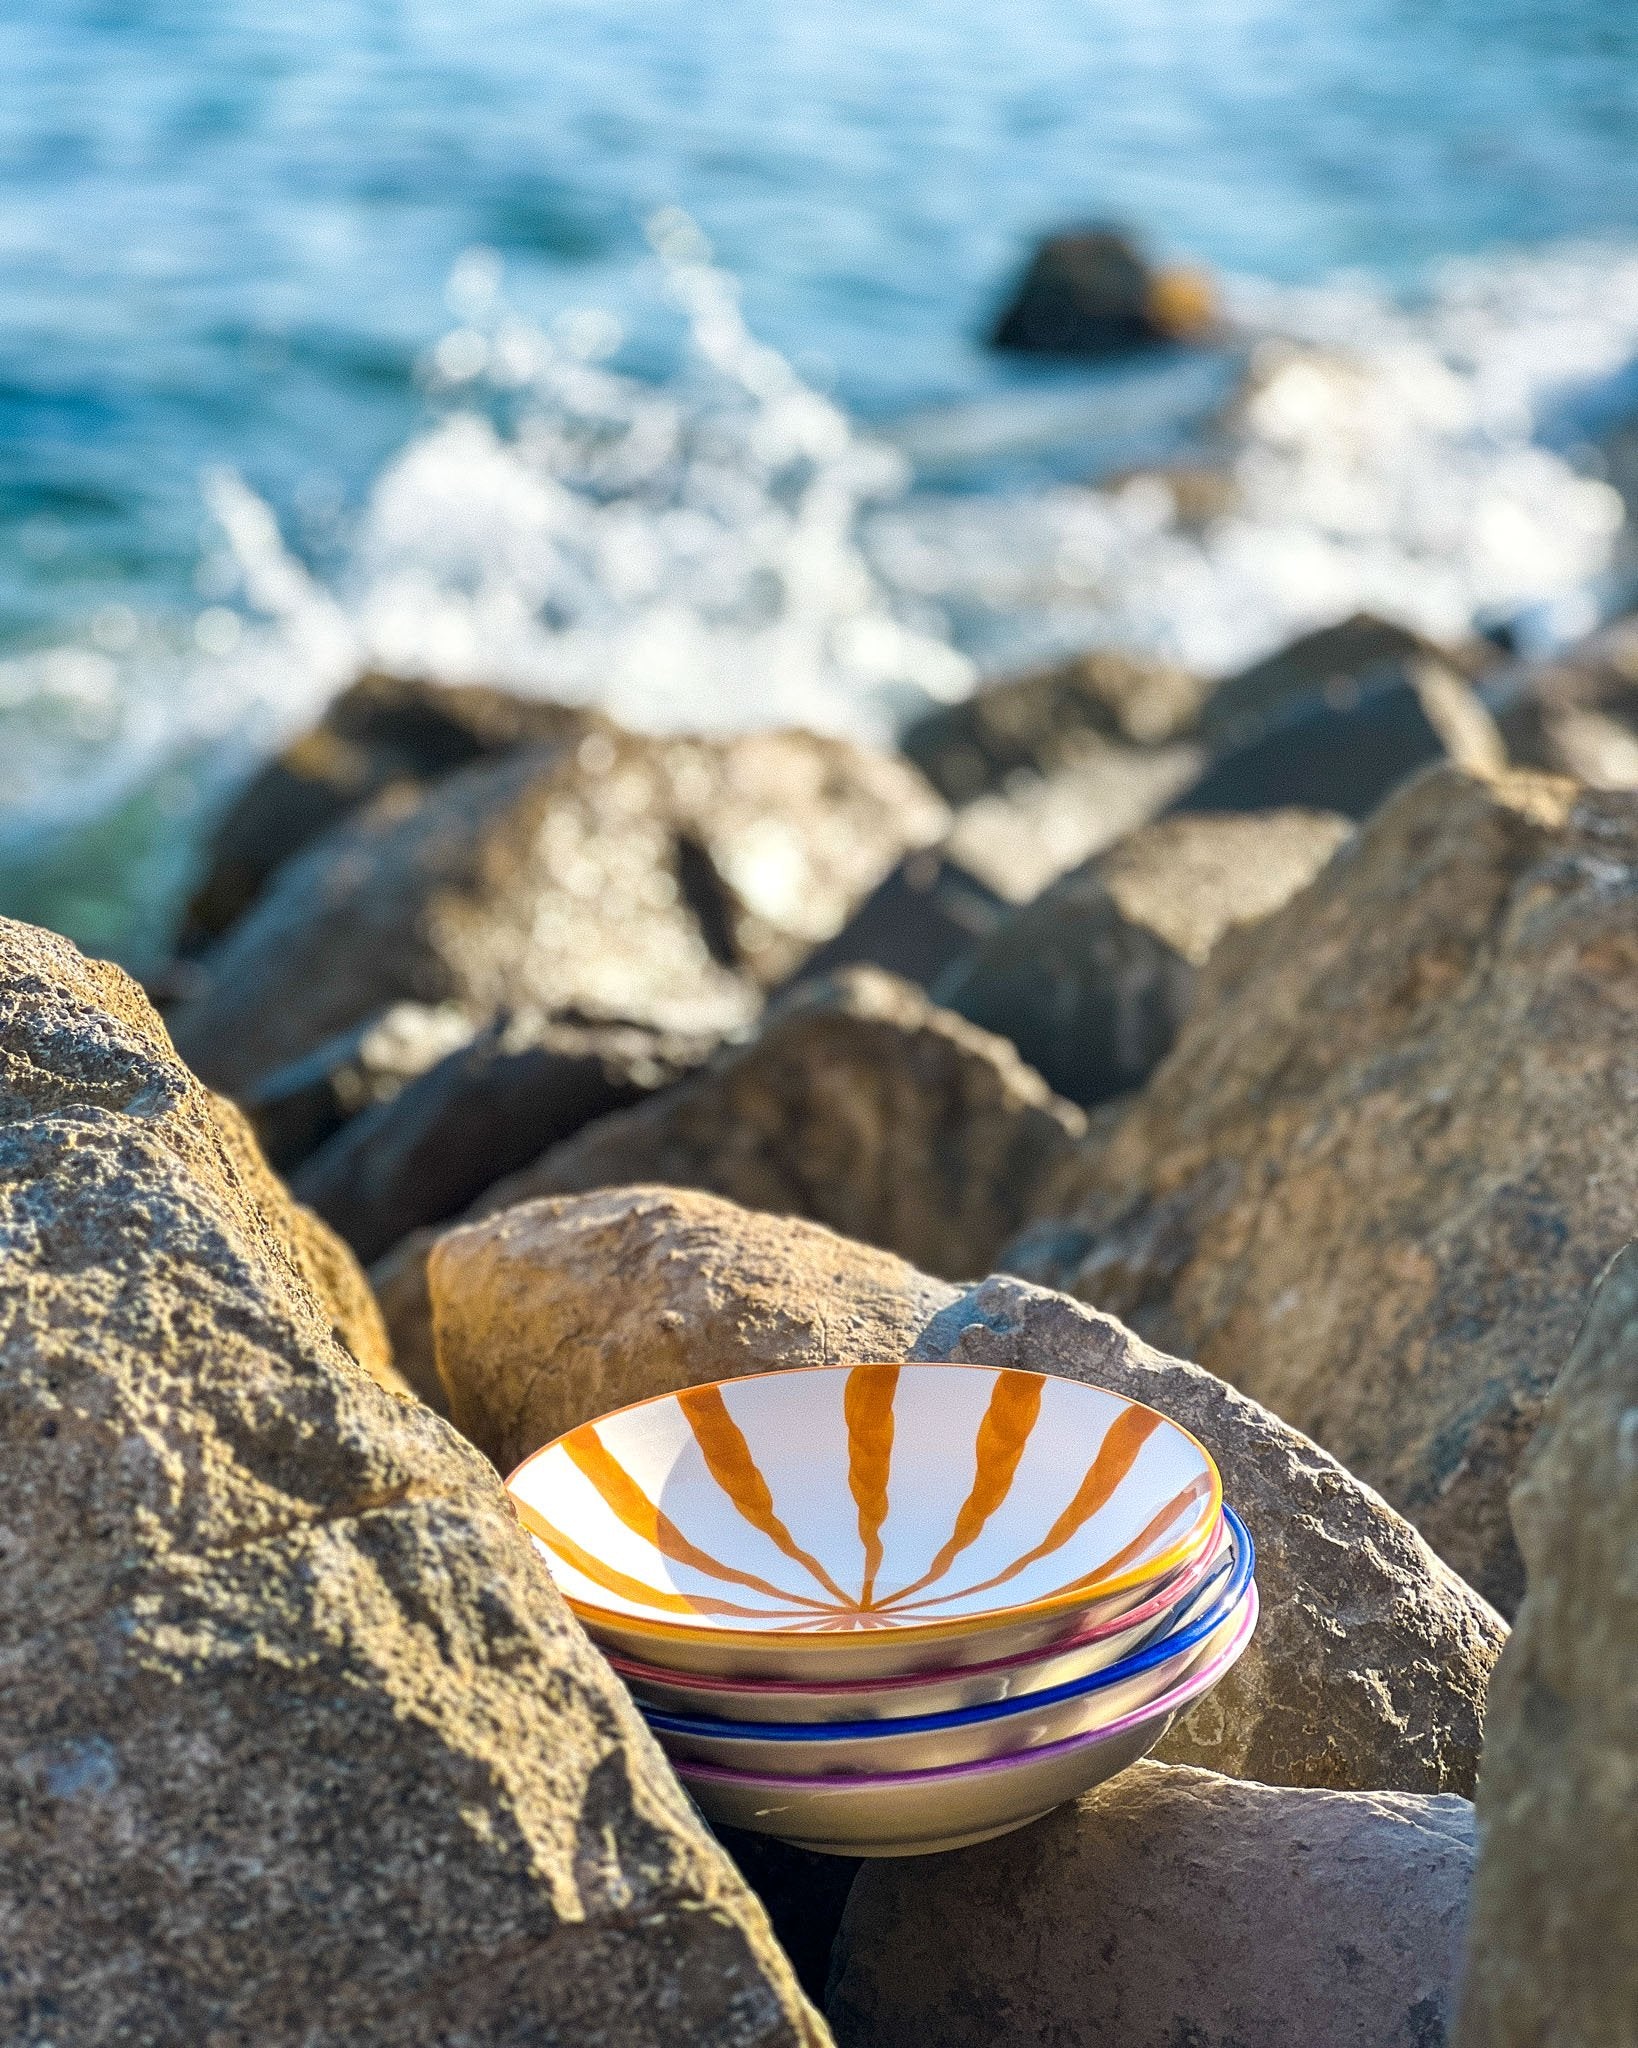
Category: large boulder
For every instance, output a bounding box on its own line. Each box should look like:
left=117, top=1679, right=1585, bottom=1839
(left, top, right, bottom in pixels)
left=940, top=737, right=1205, bottom=903
left=428, top=1186, right=1504, bottom=1795
left=178, top=670, right=603, bottom=951
left=167, top=728, right=946, bottom=1098
left=1198, top=611, right=1497, bottom=749
left=901, top=646, right=1206, bottom=804
left=1457, top=1244, right=1638, bottom=2048
left=0, top=923, right=822, bottom=2047
left=1008, top=766, right=1638, bottom=1613
left=293, top=1008, right=714, bottom=1265
left=936, top=808, right=1351, bottom=1105
left=989, top=226, right=1217, bottom=357
left=829, top=1762, right=1475, bottom=2048
left=435, top=968, right=1085, bottom=1285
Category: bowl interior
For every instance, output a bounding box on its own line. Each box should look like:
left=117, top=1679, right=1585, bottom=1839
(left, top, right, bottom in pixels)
left=508, top=1362, right=1220, bottom=1645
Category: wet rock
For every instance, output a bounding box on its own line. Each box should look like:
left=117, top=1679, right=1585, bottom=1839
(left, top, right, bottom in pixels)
left=1496, top=608, right=1638, bottom=787
left=990, top=226, right=1216, bottom=357
left=294, top=1009, right=714, bottom=1265
left=941, top=738, right=1204, bottom=902
left=178, top=670, right=602, bottom=951
left=245, top=999, right=477, bottom=1170
left=167, top=728, right=945, bottom=1098
left=0, top=922, right=821, bottom=2048
left=773, top=850, right=1006, bottom=993
left=829, top=1762, right=1475, bottom=2048
left=430, top=1186, right=1502, bottom=1794
left=902, top=646, right=1205, bottom=805
left=427, top=1186, right=956, bottom=1470
left=1007, top=766, right=1638, bottom=1613
left=936, top=809, right=1351, bottom=1105
left=1457, top=1244, right=1638, bottom=2048
left=448, top=967, right=1084, bottom=1285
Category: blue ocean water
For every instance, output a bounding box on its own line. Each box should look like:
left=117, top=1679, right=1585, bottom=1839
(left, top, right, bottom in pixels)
left=7, top=0, right=1638, bottom=960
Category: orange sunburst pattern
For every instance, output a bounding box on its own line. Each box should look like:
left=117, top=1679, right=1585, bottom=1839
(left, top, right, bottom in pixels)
left=509, top=1364, right=1219, bottom=1638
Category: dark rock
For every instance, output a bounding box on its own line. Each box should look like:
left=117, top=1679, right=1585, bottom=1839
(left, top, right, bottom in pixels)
left=1175, top=651, right=1505, bottom=819
left=936, top=809, right=1350, bottom=1105
left=178, top=671, right=603, bottom=951
left=445, top=967, right=1085, bottom=1287
left=715, top=1831, right=861, bottom=2009
left=1007, top=766, right=1638, bottom=1613
left=772, top=850, right=1007, bottom=994
left=990, top=226, right=1216, bottom=358
left=294, top=1008, right=714, bottom=1264
left=167, top=728, right=945, bottom=1099
left=428, top=1186, right=1504, bottom=1795
left=1457, top=1244, right=1638, bottom=2048
left=829, top=1762, right=1475, bottom=2048
left=1200, top=611, right=1496, bottom=749
left=902, top=646, right=1205, bottom=804
left=244, top=999, right=476, bottom=1170
left=0, top=921, right=821, bottom=2048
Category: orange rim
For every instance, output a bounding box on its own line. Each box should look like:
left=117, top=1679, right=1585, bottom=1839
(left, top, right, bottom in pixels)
left=506, top=1362, right=1223, bottom=1651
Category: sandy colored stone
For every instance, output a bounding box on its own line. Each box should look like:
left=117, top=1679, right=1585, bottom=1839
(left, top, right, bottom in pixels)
left=429, top=1186, right=1502, bottom=1793
left=0, top=921, right=823, bottom=2048
left=1457, top=1243, right=1638, bottom=2048
left=456, top=968, right=1084, bottom=1283
left=937, top=809, right=1350, bottom=1104
left=829, top=1762, right=1475, bottom=2048
left=428, top=1186, right=955, bottom=1472
left=178, top=670, right=603, bottom=950
left=1008, top=766, right=1638, bottom=1612
left=170, top=726, right=945, bottom=1097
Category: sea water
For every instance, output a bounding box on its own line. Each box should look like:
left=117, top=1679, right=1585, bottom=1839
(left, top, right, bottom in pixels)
left=6, top=0, right=1638, bottom=963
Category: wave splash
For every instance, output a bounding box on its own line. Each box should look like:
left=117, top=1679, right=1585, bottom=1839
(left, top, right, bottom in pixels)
left=4, top=227, right=1638, bottom=960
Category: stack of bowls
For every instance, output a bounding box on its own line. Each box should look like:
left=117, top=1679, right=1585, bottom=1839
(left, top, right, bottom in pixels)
left=507, top=1362, right=1257, bottom=1857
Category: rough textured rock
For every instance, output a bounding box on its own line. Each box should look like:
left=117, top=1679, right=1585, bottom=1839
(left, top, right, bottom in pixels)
left=0, top=922, right=823, bottom=2048
left=427, top=1189, right=954, bottom=1473
left=936, top=809, right=1351, bottom=1105
left=168, top=728, right=945, bottom=1097
left=450, top=968, right=1085, bottom=1285
left=829, top=1763, right=1475, bottom=2048
left=902, top=647, right=1206, bottom=804
left=1006, top=766, right=1638, bottom=1613
left=1497, top=608, right=1638, bottom=787
left=294, top=1009, right=714, bottom=1264
left=429, top=1186, right=1503, bottom=1794
left=1199, top=611, right=1496, bottom=748
left=245, top=999, right=477, bottom=1169
left=774, top=850, right=1006, bottom=993
left=1174, top=651, right=1505, bottom=819
left=990, top=226, right=1216, bottom=357
left=1457, top=1244, right=1638, bottom=2048
left=178, top=671, right=602, bottom=951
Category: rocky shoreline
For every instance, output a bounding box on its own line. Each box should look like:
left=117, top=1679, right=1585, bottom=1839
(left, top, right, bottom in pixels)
left=6, top=598, right=1638, bottom=2043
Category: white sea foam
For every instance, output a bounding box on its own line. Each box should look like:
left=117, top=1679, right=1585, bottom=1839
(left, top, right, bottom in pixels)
left=6, top=230, right=1638, bottom=952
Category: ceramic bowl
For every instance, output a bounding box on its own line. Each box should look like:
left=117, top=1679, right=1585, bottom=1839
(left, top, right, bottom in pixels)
left=672, top=1581, right=1259, bottom=1856
left=642, top=1511, right=1252, bottom=1775
left=506, top=1362, right=1222, bottom=1681
left=610, top=1509, right=1233, bottom=1720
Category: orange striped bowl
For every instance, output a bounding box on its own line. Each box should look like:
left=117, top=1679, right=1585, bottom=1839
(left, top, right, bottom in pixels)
left=506, top=1363, right=1222, bottom=1682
